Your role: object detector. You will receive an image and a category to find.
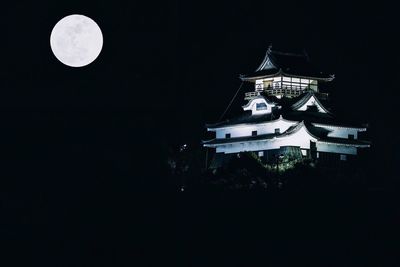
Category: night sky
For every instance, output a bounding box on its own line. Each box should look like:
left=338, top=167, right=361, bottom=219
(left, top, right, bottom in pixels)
left=1, top=1, right=399, bottom=266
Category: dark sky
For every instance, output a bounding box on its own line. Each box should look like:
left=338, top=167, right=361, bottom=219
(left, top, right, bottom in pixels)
left=0, top=1, right=399, bottom=266
left=1, top=0, right=392, bottom=180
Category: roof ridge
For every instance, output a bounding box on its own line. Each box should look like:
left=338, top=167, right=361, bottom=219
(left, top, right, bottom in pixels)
left=255, top=49, right=277, bottom=72
left=270, top=49, right=307, bottom=58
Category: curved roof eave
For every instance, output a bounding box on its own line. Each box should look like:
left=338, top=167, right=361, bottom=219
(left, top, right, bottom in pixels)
left=241, top=95, right=277, bottom=109
left=316, top=140, right=371, bottom=148
left=277, top=121, right=319, bottom=140
left=206, top=115, right=298, bottom=130
left=311, top=122, right=367, bottom=131
left=291, top=92, right=332, bottom=114
left=240, top=70, right=335, bottom=82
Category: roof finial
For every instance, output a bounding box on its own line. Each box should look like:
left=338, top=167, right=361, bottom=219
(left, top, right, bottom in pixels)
left=268, top=43, right=273, bottom=53
left=303, top=48, right=310, bottom=61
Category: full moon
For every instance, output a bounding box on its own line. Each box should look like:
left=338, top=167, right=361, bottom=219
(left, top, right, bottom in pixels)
left=50, top=14, right=103, bottom=67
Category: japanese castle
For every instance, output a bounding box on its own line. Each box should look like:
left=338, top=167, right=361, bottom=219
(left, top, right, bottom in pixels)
left=203, top=46, right=370, bottom=165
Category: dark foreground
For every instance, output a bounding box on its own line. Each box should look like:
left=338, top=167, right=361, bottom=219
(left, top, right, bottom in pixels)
left=2, top=188, right=399, bottom=266
left=0, top=113, right=398, bottom=266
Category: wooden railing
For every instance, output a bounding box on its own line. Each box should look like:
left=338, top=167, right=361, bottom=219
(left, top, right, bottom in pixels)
left=244, top=91, right=261, bottom=100
left=245, top=84, right=329, bottom=100
left=265, top=88, right=306, bottom=97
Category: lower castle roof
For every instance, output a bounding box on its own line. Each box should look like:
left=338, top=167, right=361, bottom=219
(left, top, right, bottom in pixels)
left=206, top=110, right=365, bottom=130
left=207, top=91, right=366, bottom=129
left=203, top=133, right=278, bottom=145
left=203, top=121, right=370, bottom=148
left=206, top=112, right=276, bottom=129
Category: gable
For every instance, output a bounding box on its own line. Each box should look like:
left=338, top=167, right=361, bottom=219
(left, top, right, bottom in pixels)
left=242, top=97, right=276, bottom=115
left=256, top=55, right=275, bottom=71
left=292, top=94, right=330, bottom=113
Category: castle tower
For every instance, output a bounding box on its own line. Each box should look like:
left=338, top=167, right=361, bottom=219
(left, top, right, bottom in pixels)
left=240, top=46, right=335, bottom=99
left=203, top=46, right=369, bottom=168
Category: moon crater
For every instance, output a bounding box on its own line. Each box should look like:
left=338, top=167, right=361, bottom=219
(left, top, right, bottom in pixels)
left=50, top=14, right=103, bottom=67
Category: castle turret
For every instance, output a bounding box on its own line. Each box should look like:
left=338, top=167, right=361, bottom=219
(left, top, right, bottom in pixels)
left=240, top=46, right=334, bottom=99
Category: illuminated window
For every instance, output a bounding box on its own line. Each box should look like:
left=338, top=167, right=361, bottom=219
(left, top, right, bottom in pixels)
left=225, top=133, right=231, bottom=139
left=258, top=151, right=264, bottom=157
left=256, top=103, right=267, bottom=110
left=263, top=80, right=272, bottom=89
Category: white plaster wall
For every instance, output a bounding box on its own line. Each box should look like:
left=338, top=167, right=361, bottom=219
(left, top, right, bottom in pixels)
left=256, top=78, right=274, bottom=90
left=214, top=119, right=298, bottom=139
left=256, top=77, right=316, bottom=90
left=255, top=76, right=281, bottom=90
left=216, top=125, right=316, bottom=154
left=256, top=79, right=263, bottom=85
left=327, top=128, right=358, bottom=139
left=316, top=142, right=357, bottom=155
left=255, top=80, right=263, bottom=90
left=310, top=80, right=318, bottom=91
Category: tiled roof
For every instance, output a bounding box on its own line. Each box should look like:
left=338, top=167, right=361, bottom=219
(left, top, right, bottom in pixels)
left=204, top=121, right=370, bottom=148
left=203, top=132, right=278, bottom=145
left=317, top=137, right=371, bottom=147
left=240, top=47, right=334, bottom=81
left=291, top=91, right=331, bottom=113
left=204, top=121, right=311, bottom=146
left=206, top=111, right=277, bottom=129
